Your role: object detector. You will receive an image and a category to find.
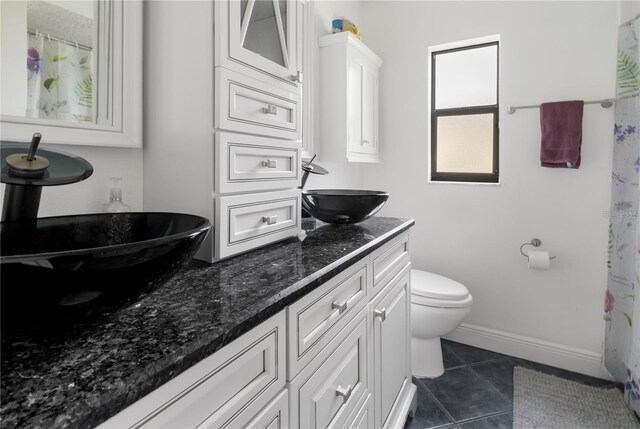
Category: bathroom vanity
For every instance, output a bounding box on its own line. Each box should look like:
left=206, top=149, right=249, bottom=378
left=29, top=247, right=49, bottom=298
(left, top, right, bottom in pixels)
left=0, top=217, right=415, bottom=429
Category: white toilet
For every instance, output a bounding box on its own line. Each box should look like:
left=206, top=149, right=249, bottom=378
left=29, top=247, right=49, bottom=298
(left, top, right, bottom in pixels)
left=411, top=269, right=473, bottom=378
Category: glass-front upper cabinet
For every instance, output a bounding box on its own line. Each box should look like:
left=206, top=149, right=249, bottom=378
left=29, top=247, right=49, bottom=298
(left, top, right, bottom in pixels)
left=218, top=0, right=300, bottom=87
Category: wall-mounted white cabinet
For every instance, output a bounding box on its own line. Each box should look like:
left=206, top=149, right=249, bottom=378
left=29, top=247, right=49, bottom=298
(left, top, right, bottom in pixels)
left=320, top=32, right=382, bottom=163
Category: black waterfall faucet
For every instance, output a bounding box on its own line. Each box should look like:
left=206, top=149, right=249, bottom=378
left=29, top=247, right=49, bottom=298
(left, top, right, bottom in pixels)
left=1, top=133, right=93, bottom=221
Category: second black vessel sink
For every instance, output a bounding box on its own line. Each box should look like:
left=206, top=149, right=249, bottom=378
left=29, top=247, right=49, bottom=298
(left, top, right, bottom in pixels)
left=302, top=189, right=389, bottom=225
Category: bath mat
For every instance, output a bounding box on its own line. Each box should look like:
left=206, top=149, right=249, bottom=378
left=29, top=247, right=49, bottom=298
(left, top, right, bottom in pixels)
left=513, top=366, right=640, bottom=429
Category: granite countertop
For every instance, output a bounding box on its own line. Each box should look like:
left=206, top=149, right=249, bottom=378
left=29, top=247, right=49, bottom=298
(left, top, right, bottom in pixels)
left=0, top=216, right=414, bottom=429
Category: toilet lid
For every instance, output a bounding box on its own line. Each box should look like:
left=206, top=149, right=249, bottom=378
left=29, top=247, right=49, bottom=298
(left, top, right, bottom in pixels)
left=411, top=269, right=470, bottom=301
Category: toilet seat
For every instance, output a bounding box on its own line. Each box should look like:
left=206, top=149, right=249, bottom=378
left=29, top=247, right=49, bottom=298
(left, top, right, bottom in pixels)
left=411, top=293, right=473, bottom=308
left=411, top=269, right=473, bottom=308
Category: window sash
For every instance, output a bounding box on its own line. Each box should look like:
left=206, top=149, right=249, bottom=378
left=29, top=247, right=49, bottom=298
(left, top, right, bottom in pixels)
left=430, top=41, right=499, bottom=183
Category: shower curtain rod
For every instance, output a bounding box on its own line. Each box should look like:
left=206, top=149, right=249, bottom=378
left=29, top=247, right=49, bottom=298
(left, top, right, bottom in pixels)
left=506, top=99, right=615, bottom=114
left=27, top=30, right=92, bottom=51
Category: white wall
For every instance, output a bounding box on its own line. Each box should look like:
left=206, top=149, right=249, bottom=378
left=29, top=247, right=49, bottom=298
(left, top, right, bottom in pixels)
left=307, top=0, right=365, bottom=190
left=361, top=1, right=618, bottom=377
left=37, top=145, right=143, bottom=215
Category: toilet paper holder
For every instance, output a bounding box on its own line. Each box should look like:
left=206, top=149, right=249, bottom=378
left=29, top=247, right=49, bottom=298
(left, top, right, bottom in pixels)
left=520, top=238, right=556, bottom=260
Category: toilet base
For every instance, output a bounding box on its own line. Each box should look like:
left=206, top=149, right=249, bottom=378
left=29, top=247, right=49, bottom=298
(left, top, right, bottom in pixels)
left=412, top=337, right=444, bottom=378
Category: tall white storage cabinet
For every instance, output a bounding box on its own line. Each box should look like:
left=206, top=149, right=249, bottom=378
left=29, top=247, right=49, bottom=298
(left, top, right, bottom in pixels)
left=319, top=32, right=382, bottom=163
left=144, top=1, right=309, bottom=262
left=212, top=0, right=309, bottom=261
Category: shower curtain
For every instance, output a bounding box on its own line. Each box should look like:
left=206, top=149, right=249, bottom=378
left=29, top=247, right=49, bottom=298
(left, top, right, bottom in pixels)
left=26, top=34, right=93, bottom=122
left=605, top=15, right=640, bottom=416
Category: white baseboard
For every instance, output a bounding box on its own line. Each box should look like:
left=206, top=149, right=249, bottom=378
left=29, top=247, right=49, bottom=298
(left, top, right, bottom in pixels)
left=443, top=322, right=612, bottom=380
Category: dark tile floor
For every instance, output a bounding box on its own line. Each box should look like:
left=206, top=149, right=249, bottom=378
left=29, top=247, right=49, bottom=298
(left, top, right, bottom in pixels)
left=404, top=339, right=621, bottom=429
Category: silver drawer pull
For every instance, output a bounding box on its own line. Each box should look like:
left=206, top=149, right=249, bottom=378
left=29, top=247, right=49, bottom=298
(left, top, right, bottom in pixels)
left=292, top=70, right=303, bottom=83
left=335, top=384, right=352, bottom=402
left=262, top=159, right=277, bottom=168
left=362, top=139, right=369, bottom=145
left=373, top=308, right=386, bottom=322
left=262, top=215, right=277, bottom=225
left=262, top=105, right=278, bottom=115
left=331, top=300, right=348, bottom=314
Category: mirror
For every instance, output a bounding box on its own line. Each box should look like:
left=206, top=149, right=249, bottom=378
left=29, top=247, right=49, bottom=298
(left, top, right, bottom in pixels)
left=0, top=0, right=142, bottom=148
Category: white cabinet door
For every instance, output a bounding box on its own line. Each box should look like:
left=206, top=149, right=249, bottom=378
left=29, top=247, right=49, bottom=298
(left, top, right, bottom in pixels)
left=347, top=56, right=363, bottom=157
left=371, top=264, right=411, bottom=429
left=220, top=0, right=300, bottom=87
left=298, top=0, right=314, bottom=159
left=360, top=64, right=377, bottom=155
left=319, top=32, right=382, bottom=163
left=347, top=51, right=378, bottom=159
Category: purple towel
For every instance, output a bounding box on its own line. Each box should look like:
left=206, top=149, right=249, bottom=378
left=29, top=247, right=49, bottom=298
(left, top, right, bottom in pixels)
left=540, top=100, right=584, bottom=168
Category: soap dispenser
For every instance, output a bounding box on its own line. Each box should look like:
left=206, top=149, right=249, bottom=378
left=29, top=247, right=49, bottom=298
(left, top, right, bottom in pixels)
left=106, top=177, right=131, bottom=213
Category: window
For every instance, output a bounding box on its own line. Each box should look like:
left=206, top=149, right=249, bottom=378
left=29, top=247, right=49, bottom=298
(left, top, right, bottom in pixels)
left=430, top=39, right=499, bottom=183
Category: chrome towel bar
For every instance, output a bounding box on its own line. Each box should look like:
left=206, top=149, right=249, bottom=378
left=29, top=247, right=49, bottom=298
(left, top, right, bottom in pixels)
left=507, top=99, right=614, bottom=114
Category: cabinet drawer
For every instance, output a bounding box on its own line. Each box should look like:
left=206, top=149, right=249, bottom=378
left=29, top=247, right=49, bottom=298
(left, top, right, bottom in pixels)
left=287, top=257, right=369, bottom=379
left=205, top=389, right=288, bottom=429
left=289, top=308, right=369, bottom=429
left=216, top=189, right=300, bottom=259
left=345, top=393, right=372, bottom=429
left=98, top=312, right=286, bottom=429
left=215, top=132, right=300, bottom=193
left=216, top=67, right=301, bottom=140
left=370, top=232, right=410, bottom=297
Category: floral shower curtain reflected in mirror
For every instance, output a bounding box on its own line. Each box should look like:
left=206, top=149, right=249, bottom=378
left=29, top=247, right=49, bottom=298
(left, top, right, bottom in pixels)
left=26, top=34, right=92, bottom=123
left=605, top=15, right=640, bottom=416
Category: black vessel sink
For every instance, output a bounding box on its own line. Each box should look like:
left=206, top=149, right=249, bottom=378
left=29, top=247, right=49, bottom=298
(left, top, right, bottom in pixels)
left=301, top=190, right=389, bottom=225
left=0, top=212, right=210, bottom=329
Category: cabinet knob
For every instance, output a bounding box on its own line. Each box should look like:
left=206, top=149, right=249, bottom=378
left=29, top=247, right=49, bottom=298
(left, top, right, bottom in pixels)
left=331, top=300, right=348, bottom=314
left=262, top=159, right=277, bottom=168
left=262, top=215, right=277, bottom=225
left=335, top=384, right=353, bottom=402
left=262, top=105, right=278, bottom=115
left=362, top=139, right=369, bottom=145
left=292, top=70, right=303, bottom=83
left=373, top=308, right=386, bottom=322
